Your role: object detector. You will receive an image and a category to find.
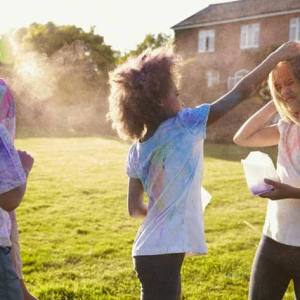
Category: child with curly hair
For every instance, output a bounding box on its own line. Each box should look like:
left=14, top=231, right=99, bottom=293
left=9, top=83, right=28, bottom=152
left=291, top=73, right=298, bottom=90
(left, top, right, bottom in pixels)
left=107, top=42, right=300, bottom=300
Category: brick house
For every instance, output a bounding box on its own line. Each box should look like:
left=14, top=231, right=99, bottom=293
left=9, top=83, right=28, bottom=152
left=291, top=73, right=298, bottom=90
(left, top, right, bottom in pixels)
left=172, top=0, right=300, bottom=141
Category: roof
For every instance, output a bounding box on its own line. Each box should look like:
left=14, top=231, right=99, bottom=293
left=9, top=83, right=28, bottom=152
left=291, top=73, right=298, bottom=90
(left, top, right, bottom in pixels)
left=172, top=0, right=300, bottom=30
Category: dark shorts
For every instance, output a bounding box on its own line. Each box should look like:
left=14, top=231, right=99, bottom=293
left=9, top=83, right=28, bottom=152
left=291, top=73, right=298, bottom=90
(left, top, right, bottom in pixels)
left=0, top=247, right=24, bottom=300
left=134, top=253, right=185, bottom=300
left=249, top=235, right=300, bottom=300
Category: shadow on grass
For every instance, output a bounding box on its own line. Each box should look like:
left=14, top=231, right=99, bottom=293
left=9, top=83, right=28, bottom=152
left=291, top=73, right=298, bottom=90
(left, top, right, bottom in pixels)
left=204, top=143, right=277, bottom=162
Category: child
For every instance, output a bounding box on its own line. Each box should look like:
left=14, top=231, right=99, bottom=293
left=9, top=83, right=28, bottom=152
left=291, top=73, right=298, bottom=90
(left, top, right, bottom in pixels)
left=107, top=42, right=300, bottom=300
left=0, top=79, right=35, bottom=300
left=234, top=55, right=300, bottom=299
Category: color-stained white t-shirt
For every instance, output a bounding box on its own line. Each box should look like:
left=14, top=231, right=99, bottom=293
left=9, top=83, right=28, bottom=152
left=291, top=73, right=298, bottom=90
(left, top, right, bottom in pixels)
left=0, top=125, right=26, bottom=247
left=127, top=104, right=211, bottom=256
left=263, top=119, right=300, bottom=246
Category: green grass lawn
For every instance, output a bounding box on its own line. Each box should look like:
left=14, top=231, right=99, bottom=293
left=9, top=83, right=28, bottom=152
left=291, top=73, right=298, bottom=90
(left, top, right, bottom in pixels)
left=14, top=137, right=294, bottom=300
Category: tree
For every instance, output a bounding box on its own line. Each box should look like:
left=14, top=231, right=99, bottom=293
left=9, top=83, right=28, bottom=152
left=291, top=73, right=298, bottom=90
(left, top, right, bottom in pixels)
left=0, top=35, right=14, bottom=64
left=118, top=33, right=172, bottom=64
left=15, top=22, right=116, bottom=77
left=6, top=23, right=119, bottom=135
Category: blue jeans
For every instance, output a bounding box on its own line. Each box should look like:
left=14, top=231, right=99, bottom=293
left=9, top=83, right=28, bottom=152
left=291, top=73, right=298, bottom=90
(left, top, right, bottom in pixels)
left=0, top=247, right=24, bottom=300
left=249, top=235, right=300, bottom=300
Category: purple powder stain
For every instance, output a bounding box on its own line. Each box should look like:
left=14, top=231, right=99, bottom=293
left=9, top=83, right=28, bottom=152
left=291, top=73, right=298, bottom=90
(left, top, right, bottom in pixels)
left=250, top=183, right=273, bottom=196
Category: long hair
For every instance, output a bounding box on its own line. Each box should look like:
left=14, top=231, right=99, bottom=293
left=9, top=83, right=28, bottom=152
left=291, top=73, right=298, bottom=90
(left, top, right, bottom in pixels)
left=107, top=47, right=181, bottom=140
left=268, top=58, right=300, bottom=125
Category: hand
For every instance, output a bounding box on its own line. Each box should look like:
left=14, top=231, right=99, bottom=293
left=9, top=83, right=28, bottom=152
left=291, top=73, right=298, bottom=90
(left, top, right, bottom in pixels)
left=17, top=151, right=34, bottom=175
left=20, top=279, right=39, bottom=300
left=24, top=292, right=39, bottom=300
left=273, top=41, right=300, bottom=61
left=259, top=179, right=299, bottom=200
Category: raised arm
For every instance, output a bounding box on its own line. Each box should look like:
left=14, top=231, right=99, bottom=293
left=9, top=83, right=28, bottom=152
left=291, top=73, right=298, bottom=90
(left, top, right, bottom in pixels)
left=127, top=178, right=147, bottom=217
left=233, top=100, right=279, bottom=147
left=207, top=41, right=300, bottom=125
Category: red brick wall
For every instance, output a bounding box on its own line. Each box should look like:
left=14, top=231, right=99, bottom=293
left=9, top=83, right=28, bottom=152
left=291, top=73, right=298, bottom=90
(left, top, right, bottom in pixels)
left=175, top=12, right=300, bottom=100
left=174, top=12, right=300, bottom=141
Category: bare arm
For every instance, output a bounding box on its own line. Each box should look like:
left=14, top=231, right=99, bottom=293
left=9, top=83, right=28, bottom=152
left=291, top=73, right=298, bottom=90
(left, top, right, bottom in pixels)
left=259, top=179, right=300, bottom=200
left=233, top=101, right=279, bottom=147
left=207, top=41, right=300, bottom=125
left=0, top=186, right=26, bottom=212
left=20, top=279, right=39, bottom=300
left=127, top=178, right=147, bottom=218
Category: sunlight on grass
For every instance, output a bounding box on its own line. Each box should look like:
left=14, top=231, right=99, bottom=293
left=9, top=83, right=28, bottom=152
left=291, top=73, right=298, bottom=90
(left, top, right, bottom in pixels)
left=14, top=138, right=293, bottom=299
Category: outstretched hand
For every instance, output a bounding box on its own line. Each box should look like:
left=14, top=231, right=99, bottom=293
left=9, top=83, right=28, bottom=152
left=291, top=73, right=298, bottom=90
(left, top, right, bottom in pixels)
left=20, top=279, right=39, bottom=300
left=259, top=179, right=300, bottom=200
left=274, top=41, right=300, bottom=61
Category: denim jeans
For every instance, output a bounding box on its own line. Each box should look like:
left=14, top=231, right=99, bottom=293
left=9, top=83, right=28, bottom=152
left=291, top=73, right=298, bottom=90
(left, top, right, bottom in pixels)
left=0, top=247, right=24, bottom=300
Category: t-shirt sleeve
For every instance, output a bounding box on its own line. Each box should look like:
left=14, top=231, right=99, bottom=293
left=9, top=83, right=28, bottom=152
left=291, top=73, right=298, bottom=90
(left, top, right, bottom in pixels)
left=178, top=104, right=211, bottom=138
left=277, top=118, right=288, bottom=135
left=126, top=144, right=139, bottom=179
left=0, top=125, right=26, bottom=194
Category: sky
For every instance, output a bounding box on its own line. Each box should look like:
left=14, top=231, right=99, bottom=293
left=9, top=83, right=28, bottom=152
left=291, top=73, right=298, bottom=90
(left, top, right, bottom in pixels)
left=0, top=0, right=234, bottom=53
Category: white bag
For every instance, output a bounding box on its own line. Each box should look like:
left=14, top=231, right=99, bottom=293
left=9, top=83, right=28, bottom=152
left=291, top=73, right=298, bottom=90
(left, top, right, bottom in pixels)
left=241, top=151, right=279, bottom=195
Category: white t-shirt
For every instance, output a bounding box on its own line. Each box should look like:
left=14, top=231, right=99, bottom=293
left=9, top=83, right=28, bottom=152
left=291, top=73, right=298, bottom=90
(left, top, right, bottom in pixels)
left=263, top=119, right=300, bottom=246
left=127, top=104, right=211, bottom=256
left=0, top=125, right=26, bottom=247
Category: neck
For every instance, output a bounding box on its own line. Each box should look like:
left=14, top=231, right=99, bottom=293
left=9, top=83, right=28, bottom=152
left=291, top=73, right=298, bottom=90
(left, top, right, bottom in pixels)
left=142, top=125, right=158, bottom=141
left=141, top=113, right=173, bottom=142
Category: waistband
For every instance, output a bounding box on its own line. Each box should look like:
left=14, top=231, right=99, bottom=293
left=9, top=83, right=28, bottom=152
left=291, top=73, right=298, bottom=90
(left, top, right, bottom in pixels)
left=0, top=246, right=11, bottom=255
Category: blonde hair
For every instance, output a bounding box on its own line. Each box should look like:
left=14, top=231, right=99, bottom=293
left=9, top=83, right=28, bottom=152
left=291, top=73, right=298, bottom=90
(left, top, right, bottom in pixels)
left=107, top=47, right=181, bottom=140
left=268, top=58, right=300, bottom=125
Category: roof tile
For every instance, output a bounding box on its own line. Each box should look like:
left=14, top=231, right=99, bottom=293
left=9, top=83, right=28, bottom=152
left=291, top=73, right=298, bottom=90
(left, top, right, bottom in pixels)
left=172, top=0, right=300, bottom=29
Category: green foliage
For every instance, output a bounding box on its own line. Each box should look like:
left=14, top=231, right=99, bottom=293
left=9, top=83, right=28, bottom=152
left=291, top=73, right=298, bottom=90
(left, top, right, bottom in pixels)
left=15, top=22, right=116, bottom=76
left=2, top=23, right=117, bottom=129
left=0, top=35, right=14, bottom=64
left=15, top=138, right=295, bottom=299
left=118, top=33, right=172, bottom=64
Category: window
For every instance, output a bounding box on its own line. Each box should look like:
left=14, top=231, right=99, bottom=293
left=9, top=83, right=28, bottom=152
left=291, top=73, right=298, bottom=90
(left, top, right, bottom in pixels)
left=228, top=69, right=249, bottom=90
left=290, top=18, right=300, bottom=41
left=198, top=30, right=215, bottom=53
left=240, top=23, right=260, bottom=49
left=206, top=70, right=220, bottom=87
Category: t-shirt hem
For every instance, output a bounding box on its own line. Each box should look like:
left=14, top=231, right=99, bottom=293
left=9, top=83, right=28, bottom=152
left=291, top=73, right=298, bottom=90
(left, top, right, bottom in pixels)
left=0, top=237, right=12, bottom=247
left=0, top=181, right=24, bottom=194
left=132, top=247, right=208, bottom=257
left=263, top=231, right=300, bottom=247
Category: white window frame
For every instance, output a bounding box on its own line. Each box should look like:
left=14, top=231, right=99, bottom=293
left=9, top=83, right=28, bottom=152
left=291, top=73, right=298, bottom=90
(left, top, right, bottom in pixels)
left=289, top=18, right=300, bottom=41
left=228, top=69, right=249, bottom=90
left=240, top=23, right=260, bottom=49
left=198, top=30, right=215, bottom=53
left=206, top=70, right=220, bottom=88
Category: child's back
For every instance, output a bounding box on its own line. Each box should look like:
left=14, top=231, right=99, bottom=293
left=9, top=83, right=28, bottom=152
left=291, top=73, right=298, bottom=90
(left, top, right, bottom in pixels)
left=127, top=105, right=210, bottom=256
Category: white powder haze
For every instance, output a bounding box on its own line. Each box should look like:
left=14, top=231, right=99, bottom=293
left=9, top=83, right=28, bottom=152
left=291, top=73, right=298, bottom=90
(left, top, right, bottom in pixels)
left=1, top=35, right=111, bottom=136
